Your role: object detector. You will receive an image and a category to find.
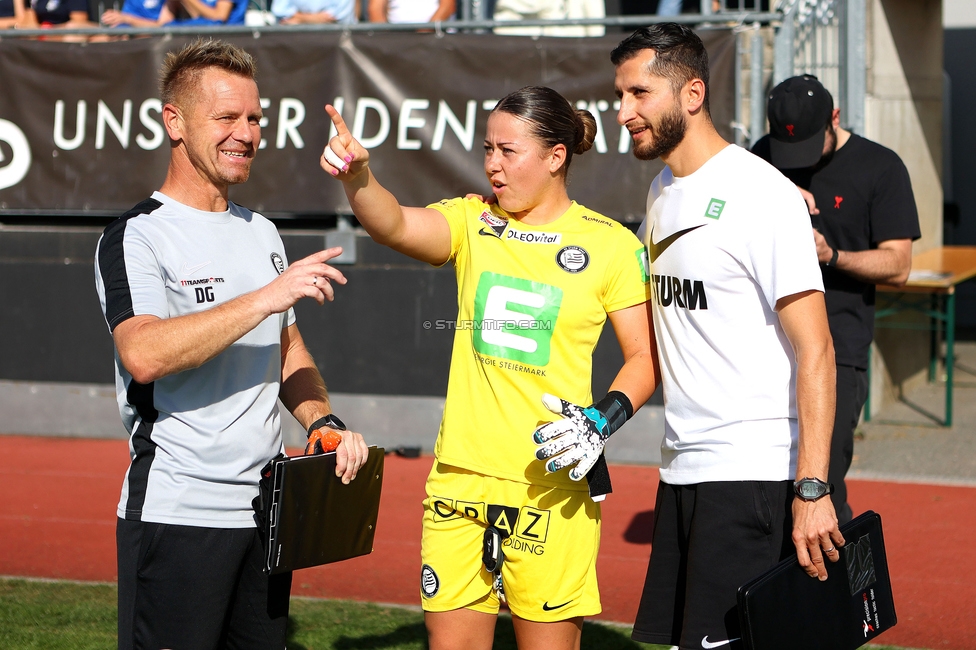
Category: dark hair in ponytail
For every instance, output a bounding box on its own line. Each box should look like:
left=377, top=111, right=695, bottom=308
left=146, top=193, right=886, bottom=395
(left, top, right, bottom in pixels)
left=491, top=86, right=597, bottom=175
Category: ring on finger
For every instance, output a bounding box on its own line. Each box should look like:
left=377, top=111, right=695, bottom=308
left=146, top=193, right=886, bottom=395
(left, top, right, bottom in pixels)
left=824, top=546, right=835, bottom=553
left=312, top=276, right=318, bottom=286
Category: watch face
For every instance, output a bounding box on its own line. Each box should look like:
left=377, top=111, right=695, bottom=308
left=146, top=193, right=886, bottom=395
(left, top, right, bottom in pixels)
left=796, top=479, right=826, bottom=499
left=799, top=483, right=821, bottom=498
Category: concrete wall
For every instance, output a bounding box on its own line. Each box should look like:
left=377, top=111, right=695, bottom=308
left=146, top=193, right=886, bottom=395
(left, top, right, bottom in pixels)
left=864, top=0, right=944, bottom=411
left=0, top=224, right=665, bottom=461
left=943, top=0, right=976, bottom=28
left=0, top=379, right=667, bottom=464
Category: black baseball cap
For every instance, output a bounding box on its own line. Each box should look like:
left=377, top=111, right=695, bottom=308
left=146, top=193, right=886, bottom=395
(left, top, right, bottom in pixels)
left=766, top=75, right=833, bottom=169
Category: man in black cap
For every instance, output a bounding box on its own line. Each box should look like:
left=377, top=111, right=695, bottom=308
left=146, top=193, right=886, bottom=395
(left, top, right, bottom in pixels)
left=752, top=74, right=921, bottom=525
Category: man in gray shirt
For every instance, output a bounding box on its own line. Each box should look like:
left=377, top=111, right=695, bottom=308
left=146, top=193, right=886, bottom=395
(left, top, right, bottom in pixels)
left=95, top=38, right=368, bottom=649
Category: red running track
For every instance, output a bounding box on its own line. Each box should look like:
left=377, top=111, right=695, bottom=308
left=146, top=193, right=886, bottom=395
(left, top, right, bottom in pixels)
left=1, top=436, right=973, bottom=649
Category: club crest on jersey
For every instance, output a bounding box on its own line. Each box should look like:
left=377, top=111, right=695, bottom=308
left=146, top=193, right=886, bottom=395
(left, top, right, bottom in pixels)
left=479, top=211, right=507, bottom=238
left=421, top=564, right=440, bottom=598
left=270, top=252, right=286, bottom=275
left=555, top=246, right=589, bottom=273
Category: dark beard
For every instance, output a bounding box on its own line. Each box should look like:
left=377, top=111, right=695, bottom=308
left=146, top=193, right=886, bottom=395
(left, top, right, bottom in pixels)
left=813, top=125, right=837, bottom=170
left=632, top=105, right=687, bottom=161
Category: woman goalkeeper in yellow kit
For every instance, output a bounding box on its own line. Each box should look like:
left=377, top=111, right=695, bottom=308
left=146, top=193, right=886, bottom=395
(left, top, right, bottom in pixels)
left=321, top=86, right=659, bottom=650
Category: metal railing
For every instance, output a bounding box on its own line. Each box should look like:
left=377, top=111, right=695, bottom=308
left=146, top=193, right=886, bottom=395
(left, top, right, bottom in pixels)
left=0, top=1, right=864, bottom=150
left=773, top=0, right=864, bottom=135
left=0, top=12, right=783, bottom=39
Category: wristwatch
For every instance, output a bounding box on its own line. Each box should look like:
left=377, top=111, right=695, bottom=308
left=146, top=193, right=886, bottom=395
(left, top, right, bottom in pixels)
left=793, top=477, right=834, bottom=501
left=307, top=413, right=347, bottom=437
left=826, top=247, right=839, bottom=267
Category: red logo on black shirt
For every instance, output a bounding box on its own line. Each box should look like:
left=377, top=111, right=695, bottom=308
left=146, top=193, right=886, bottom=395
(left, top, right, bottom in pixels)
left=834, top=196, right=844, bottom=209
left=786, top=124, right=795, bottom=136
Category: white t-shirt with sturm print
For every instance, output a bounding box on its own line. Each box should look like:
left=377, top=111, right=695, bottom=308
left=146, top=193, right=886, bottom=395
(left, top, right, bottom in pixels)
left=637, top=145, right=823, bottom=485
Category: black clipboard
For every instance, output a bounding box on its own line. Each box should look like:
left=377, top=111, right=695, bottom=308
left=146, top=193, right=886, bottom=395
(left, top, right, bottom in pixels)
left=737, top=510, right=896, bottom=650
left=253, top=447, right=384, bottom=575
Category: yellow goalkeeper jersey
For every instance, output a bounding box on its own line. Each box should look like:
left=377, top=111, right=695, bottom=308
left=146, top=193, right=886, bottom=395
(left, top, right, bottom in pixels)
left=429, top=197, right=650, bottom=490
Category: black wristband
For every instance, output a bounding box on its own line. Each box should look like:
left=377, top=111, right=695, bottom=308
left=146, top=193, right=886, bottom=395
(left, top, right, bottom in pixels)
left=826, top=247, right=839, bottom=267
left=306, top=413, right=346, bottom=438
left=592, top=390, right=634, bottom=437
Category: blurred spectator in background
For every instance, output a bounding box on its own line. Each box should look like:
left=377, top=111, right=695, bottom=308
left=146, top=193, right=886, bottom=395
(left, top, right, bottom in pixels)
left=493, top=0, right=605, bottom=36
left=565, top=0, right=604, bottom=35
left=0, top=0, right=31, bottom=28
left=170, top=0, right=246, bottom=24
left=654, top=0, right=680, bottom=15
left=101, top=0, right=174, bottom=27
left=493, top=0, right=565, bottom=34
left=368, top=0, right=453, bottom=23
left=271, top=0, right=354, bottom=24
left=28, top=0, right=98, bottom=31
left=620, top=0, right=722, bottom=17
left=724, top=0, right=770, bottom=10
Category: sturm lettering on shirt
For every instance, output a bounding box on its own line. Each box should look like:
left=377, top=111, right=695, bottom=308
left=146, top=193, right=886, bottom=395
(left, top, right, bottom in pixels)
left=651, top=274, right=708, bottom=310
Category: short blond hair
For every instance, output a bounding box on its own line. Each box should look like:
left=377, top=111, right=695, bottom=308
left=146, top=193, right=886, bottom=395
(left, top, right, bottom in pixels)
left=160, top=39, right=257, bottom=108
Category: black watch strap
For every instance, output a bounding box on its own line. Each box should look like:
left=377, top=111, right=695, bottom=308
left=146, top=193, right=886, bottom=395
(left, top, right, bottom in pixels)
left=826, top=247, right=839, bottom=267
left=307, top=413, right=346, bottom=438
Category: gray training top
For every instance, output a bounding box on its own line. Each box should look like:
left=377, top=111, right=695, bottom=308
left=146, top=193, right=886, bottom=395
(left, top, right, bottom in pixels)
left=95, top=191, right=295, bottom=528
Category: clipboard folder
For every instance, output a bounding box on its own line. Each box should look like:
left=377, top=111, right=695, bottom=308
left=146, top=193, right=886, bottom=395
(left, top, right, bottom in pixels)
left=737, top=510, right=896, bottom=650
left=253, top=447, right=385, bottom=575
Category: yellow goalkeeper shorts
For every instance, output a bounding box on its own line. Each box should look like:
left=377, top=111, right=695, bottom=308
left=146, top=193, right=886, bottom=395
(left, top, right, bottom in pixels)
left=419, top=460, right=602, bottom=622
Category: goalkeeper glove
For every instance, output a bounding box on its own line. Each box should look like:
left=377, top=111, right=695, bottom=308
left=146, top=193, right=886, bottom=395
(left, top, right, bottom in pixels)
left=533, top=391, right=632, bottom=481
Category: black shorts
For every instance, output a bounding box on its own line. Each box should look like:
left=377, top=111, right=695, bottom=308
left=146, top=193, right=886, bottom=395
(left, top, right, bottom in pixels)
left=117, top=518, right=292, bottom=650
left=631, top=480, right=794, bottom=650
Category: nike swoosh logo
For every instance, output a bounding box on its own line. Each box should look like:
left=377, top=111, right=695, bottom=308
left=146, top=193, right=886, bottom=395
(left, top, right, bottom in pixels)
left=648, top=225, right=706, bottom=263
left=701, top=636, right=740, bottom=649
left=542, top=600, right=571, bottom=611
left=479, top=227, right=502, bottom=238
left=181, top=260, right=212, bottom=275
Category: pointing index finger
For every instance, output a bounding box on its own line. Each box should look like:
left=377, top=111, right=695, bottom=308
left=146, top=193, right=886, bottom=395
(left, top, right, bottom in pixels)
left=325, top=104, right=352, bottom=138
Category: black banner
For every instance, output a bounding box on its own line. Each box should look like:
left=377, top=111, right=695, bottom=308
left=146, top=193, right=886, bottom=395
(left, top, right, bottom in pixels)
left=0, top=30, right=734, bottom=220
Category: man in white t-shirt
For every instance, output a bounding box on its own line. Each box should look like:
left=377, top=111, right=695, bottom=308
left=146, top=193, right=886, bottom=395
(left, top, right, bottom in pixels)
left=612, top=24, right=844, bottom=650
left=95, top=39, right=369, bottom=650
left=492, top=0, right=606, bottom=37
left=367, top=0, right=454, bottom=23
